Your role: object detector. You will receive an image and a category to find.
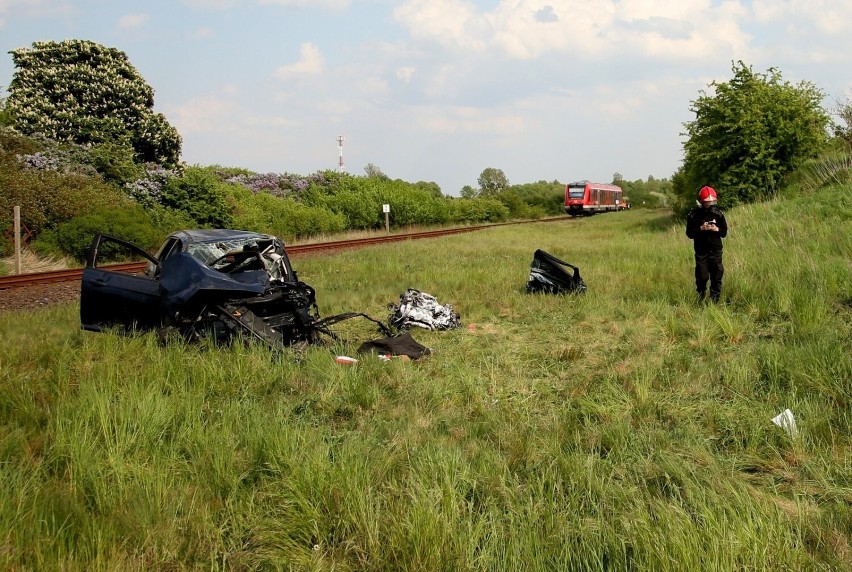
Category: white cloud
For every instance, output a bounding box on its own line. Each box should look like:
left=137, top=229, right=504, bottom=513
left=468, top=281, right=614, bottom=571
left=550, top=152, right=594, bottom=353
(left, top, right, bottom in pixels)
left=259, top=0, right=350, bottom=9
left=393, top=0, right=754, bottom=62
left=168, top=94, right=239, bottom=134
left=181, top=0, right=350, bottom=10
left=393, top=0, right=488, bottom=52
left=118, top=13, right=149, bottom=29
left=414, top=105, right=525, bottom=135
left=753, top=0, right=852, bottom=34
left=273, top=43, right=324, bottom=79
left=181, top=0, right=236, bottom=9
left=360, top=76, right=389, bottom=97
left=488, top=0, right=617, bottom=59
left=190, top=26, right=214, bottom=39
left=396, top=66, right=416, bottom=83
left=0, top=0, right=72, bottom=28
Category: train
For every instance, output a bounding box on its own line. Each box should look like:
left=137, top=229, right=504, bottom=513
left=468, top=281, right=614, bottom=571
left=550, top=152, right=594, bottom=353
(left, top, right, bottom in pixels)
left=564, top=180, right=628, bottom=216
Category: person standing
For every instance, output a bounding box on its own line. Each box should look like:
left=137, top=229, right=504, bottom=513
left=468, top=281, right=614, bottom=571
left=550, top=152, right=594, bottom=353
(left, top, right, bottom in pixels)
left=686, top=186, right=728, bottom=302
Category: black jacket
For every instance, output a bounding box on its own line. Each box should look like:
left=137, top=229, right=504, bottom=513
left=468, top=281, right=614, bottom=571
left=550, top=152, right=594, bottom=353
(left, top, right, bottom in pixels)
left=686, top=205, right=728, bottom=253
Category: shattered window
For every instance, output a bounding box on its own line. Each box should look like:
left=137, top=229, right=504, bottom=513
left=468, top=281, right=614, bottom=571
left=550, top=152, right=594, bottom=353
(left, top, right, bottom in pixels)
left=188, top=238, right=289, bottom=281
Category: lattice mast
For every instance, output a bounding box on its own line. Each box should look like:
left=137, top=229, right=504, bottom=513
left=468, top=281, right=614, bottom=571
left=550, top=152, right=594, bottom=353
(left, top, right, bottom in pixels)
left=337, top=135, right=345, bottom=172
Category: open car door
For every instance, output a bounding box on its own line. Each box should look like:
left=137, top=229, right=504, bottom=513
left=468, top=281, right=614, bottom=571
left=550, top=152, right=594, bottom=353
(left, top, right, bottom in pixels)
left=80, top=234, right=163, bottom=333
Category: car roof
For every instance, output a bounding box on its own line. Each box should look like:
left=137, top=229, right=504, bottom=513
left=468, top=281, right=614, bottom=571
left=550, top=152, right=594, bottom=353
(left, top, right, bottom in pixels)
left=168, top=229, right=277, bottom=245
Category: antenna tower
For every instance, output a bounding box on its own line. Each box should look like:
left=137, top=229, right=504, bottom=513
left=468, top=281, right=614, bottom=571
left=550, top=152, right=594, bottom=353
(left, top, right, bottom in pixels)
left=337, top=135, right=345, bottom=172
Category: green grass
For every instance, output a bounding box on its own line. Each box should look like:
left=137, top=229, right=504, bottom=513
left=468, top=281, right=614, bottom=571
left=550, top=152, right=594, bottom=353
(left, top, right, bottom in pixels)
left=0, top=185, right=850, bottom=570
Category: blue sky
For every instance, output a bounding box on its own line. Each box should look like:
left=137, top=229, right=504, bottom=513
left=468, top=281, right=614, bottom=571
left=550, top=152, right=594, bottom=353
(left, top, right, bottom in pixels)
left=2, top=0, right=851, bottom=195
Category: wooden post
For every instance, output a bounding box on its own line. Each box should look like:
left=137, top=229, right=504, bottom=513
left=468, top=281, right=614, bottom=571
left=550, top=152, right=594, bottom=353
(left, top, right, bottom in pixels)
left=13, top=205, right=22, bottom=275
left=382, top=204, right=390, bottom=235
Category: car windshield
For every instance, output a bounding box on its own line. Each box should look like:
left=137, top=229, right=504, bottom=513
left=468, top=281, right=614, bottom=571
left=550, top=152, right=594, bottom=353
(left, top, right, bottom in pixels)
left=189, top=237, right=290, bottom=281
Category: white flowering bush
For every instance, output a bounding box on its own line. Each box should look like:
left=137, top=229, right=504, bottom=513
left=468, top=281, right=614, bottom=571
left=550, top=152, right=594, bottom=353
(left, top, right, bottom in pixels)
left=6, top=40, right=182, bottom=167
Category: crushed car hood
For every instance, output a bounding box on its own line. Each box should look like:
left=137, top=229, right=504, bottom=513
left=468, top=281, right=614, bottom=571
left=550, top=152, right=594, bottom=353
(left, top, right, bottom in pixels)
left=158, top=252, right=269, bottom=306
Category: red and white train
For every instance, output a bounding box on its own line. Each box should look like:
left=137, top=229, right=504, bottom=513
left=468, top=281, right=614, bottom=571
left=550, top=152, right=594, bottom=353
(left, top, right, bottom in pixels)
left=564, top=180, right=627, bottom=216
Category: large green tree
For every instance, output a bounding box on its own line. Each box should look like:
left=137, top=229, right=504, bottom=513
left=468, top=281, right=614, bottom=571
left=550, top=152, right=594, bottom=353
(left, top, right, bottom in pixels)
left=6, top=40, right=181, bottom=167
left=673, top=61, right=829, bottom=214
left=477, top=167, right=509, bottom=197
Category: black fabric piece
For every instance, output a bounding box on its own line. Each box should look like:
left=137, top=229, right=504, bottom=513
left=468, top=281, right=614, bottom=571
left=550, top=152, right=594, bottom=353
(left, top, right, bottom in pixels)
left=357, top=332, right=432, bottom=360
left=526, top=249, right=587, bottom=294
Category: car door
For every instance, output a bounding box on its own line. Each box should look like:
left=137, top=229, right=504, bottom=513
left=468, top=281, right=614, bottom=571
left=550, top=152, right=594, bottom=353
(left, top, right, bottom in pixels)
left=80, top=234, right=163, bottom=332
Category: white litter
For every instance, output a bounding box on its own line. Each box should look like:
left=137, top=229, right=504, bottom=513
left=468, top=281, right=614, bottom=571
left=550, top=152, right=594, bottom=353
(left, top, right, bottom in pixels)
left=771, top=408, right=798, bottom=438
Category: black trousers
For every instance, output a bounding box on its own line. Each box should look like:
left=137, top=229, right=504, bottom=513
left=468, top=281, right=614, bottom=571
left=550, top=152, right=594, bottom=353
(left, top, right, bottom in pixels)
left=694, top=250, right=724, bottom=301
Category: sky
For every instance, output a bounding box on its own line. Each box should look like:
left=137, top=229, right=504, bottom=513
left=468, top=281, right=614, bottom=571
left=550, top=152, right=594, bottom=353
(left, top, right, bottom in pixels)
left=1, top=0, right=851, bottom=195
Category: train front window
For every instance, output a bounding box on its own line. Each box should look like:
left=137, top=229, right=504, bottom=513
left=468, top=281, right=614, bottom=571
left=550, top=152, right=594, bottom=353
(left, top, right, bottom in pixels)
left=568, top=185, right=586, bottom=199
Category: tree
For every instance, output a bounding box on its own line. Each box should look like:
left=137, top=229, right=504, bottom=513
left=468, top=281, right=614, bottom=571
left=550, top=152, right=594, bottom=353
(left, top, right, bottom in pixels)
left=0, top=92, right=11, bottom=126
left=6, top=40, right=182, bottom=167
left=477, top=167, right=509, bottom=197
left=460, top=185, right=477, bottom=198
left=363, top=163, right=388, bottom=179
left=833, top=96, right=852, bottom=147
left=673, top=61, right=829, bottom=214
left=413, top=180, right=443, bottom=197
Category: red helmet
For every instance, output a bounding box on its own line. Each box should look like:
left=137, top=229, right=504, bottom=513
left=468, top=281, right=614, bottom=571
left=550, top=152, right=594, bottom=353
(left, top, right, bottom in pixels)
left=698, top=186, right=717, bottom=203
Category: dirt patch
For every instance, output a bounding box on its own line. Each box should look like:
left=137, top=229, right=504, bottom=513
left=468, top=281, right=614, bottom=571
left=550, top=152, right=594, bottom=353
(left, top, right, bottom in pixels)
left=0, top=281, right=80, bottom=313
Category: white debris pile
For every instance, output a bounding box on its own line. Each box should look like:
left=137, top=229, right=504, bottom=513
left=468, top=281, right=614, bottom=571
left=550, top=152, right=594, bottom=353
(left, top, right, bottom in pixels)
left=388, top=289, right=461, bottom=331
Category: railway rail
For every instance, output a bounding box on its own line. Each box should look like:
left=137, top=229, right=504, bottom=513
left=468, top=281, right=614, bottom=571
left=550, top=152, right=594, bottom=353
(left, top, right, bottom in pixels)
left=0, top=219, right=562, bottom=290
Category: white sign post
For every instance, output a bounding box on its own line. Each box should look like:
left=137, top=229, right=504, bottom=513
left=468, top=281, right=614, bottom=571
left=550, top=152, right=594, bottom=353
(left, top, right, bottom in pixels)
left=382, top=203, right=390, bottom=235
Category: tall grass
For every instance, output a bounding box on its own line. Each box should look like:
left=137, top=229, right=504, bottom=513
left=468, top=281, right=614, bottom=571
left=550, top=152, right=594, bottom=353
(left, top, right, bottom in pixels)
left=787, top=148, right=852, bottom=194
left=0, top=185, right=849, bottom=570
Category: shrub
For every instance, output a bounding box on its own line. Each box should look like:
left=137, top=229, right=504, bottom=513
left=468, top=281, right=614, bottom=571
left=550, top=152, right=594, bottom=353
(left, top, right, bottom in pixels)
left=227, top=186, right=346, bottom=240
left=160, top=166, right=234, bottom=228
left=146, top=204, right=197, bottom=236
left=123, top=164, right=178, bottom=208
left=0, top=163, right=129, bottom=240
left=674, top=61, right=830, bottom=216
left=448, top=197, right=510, bottom=222
left=87, top=142, right=144, bottom=186
left=32, top=204, right=163, bottom=261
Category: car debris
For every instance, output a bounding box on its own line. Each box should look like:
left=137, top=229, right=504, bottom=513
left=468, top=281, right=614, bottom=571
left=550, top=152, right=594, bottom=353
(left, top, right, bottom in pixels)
left=525, top=249, right=587, bottom=294
left=358, top=331, right=432, bottom=360
left=80, top=230, right=389, bottom=349
left=388, top=289, right=461, bottom=331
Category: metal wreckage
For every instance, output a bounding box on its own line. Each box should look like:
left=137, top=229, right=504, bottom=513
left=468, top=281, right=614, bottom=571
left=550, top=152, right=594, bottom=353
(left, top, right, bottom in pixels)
left=80, top=230, right=457, bottom=358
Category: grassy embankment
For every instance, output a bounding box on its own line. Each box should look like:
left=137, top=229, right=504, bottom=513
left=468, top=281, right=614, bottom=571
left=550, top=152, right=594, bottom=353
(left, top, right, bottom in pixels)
left=0, top=185, right=849, bottom=570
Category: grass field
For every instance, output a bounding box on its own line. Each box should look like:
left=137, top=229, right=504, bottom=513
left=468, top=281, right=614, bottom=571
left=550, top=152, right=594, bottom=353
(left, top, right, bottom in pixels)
left=0, top=186, right=850, bottom=570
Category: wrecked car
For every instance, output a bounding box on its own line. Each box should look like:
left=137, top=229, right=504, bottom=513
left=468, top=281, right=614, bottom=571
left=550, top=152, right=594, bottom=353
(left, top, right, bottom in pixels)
left=81, top=229, right=386, bottom=348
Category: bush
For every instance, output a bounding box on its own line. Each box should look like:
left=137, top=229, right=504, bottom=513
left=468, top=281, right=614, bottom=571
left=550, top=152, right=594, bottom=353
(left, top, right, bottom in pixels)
left=87, top=141, right=144, bottom=186
left=32, top=204, right=163, bottom=261
left=160, top=166, right=234, bottom=228
left=0, top=163, right=130, bottom=240
left=674, top=61, right=830, bottom=216
left=227, top=187, right=346, bottom=240
left=0, top=235, right=11, bottom=259
left=448, top=197, right=510, bottom=223
left=145, top=205, right=197, bottom=236
left=509, top=181, right=566, bottom=215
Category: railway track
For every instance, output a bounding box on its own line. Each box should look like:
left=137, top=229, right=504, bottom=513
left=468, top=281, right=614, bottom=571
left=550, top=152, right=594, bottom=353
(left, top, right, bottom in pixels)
left=0, top=219, right=561, bottom=290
